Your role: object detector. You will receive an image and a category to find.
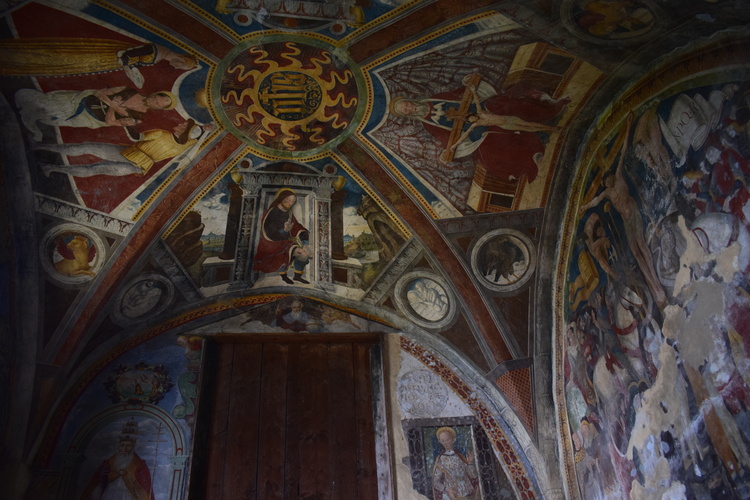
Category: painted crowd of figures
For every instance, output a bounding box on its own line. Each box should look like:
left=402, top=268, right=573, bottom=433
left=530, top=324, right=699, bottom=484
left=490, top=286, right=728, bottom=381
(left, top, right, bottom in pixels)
left=566, top=82, right=750, bottom=498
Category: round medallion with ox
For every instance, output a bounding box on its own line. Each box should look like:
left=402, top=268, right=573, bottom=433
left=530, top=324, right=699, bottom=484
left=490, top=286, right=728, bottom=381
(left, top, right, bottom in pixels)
left=471, top=229, right=536, bottom=292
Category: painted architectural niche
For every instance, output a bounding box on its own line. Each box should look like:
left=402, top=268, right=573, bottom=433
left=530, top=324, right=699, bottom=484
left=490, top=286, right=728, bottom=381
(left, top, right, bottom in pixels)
left=165, top=155, right=409, bottom=302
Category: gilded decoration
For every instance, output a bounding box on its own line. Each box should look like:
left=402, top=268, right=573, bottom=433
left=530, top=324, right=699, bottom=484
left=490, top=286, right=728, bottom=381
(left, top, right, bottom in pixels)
left=212, top=35, right=365, bottom=157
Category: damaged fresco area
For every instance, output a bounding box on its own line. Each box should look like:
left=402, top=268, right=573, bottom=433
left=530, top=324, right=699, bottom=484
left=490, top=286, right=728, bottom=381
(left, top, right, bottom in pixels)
left=563, top=76, right=750, bottom=498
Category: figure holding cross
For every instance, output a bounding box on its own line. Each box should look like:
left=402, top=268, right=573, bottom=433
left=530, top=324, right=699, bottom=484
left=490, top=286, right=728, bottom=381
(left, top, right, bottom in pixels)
left=390, top=73, right=569, bottom=183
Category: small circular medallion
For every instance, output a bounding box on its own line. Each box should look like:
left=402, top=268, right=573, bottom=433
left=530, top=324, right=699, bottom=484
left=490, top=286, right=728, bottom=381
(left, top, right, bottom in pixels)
left=40, top=224, right=106, bottom=286
left=394, top=271, right=457, bottom=330
left=471, top=229, right=536, bottom=292
left=397, top=369, right=448, bottom=417
left=112, top=274, right=175, bottom=326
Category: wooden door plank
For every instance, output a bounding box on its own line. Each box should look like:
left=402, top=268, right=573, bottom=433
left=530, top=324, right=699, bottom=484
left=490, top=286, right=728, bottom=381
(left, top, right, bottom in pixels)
left=327, top=343, right=357, bottom=500
left=257, top=342, right=289, bottom=499
left=297, top=342, right=330, bottom=499
left=205, top=342, right=235, bottom=499
left=284, top=342, right=301, bottom=499
left=353, top=342, right=379, bottom=499
left=222, top=343, right=263, bottom=499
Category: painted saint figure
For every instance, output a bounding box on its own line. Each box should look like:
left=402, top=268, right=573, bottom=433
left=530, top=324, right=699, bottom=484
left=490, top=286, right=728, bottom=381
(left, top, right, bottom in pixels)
left=390, top=73, right=569, bottom=183
left=35, top=119, right=209, bottom=177
left=81, top=419, right=155, bottom=500
left=275, top=299, right=314, bottom=331
left=15, top=86, right=177, bottom=141
left=432, top=427, right=480, bottom=500
left=253, top=189, right=311, bottom=284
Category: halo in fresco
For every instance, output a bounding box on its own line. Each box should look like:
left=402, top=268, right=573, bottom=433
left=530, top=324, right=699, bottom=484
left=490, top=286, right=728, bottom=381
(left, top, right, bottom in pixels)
left=561, top=0, right=661, bottom=44
left=394, top=271, right=456, bottom=329
left=471, top=229, right=536, bottom=292
left=40, top=224, right=106, bottom=286
left=112, top=274, right=175, bottom=326
left=212, top=34, right=366, bottom=158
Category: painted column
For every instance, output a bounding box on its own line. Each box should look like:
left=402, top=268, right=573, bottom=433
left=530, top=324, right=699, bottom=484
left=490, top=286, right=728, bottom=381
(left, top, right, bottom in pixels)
left=233, top=167, right=262, bottom=287
left=314, top=178, right=334, bottom=288
left=330, top=176, right=348, bottom=261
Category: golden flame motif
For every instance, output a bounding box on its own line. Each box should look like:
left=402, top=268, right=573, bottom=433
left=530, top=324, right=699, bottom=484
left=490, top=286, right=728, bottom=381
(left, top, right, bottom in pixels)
left=218, top=41, right=360, bottom=154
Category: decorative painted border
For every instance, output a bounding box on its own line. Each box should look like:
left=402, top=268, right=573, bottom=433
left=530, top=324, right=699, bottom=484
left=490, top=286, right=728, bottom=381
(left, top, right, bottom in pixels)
left=354, top=134, right=440, bottom=220
left=174, top=0, right=243, bottom=41
left=92, top=0, right=214, bottom=65
left=161, top=149, right=246, bottom=238
left=35, top=194, right=133, bottom=236
left=360, top=10, right=500, bottom=71
left=329, top=150, right=412, bottom=239
left=339, top=0, right=423, bottom=48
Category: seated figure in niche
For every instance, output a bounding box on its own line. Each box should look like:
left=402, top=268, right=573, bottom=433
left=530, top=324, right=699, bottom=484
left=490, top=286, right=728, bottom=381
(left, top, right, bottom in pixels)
left=253, top=189, right=311, bottom=285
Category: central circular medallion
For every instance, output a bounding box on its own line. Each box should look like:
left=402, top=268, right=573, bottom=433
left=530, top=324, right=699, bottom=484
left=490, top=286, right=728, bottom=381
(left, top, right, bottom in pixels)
left=258, top=71, right=322, bottom=121
left=211, top=35, right=366, bottom=158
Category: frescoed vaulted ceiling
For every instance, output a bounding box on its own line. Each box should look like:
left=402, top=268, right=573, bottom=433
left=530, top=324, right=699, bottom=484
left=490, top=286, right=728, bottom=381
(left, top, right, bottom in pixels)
left=2, top=1, right=750, bottom=499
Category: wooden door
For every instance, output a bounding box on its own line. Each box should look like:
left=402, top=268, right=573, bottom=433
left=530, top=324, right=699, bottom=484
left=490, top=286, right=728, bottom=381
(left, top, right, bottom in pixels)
left=193, top=334, right=380, bottom=500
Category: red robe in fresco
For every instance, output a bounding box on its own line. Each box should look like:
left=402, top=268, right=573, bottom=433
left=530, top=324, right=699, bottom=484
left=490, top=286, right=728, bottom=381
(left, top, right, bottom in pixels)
left=81, top=453, right=154, bottom=500
left=253, top=202, right=309, bottom=274
left=419, top=84, right=567, bottom=182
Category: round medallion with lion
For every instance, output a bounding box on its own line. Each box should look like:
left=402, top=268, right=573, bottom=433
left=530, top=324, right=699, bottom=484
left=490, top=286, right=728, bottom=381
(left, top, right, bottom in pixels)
left=212, top=35, right=365, bottom=158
